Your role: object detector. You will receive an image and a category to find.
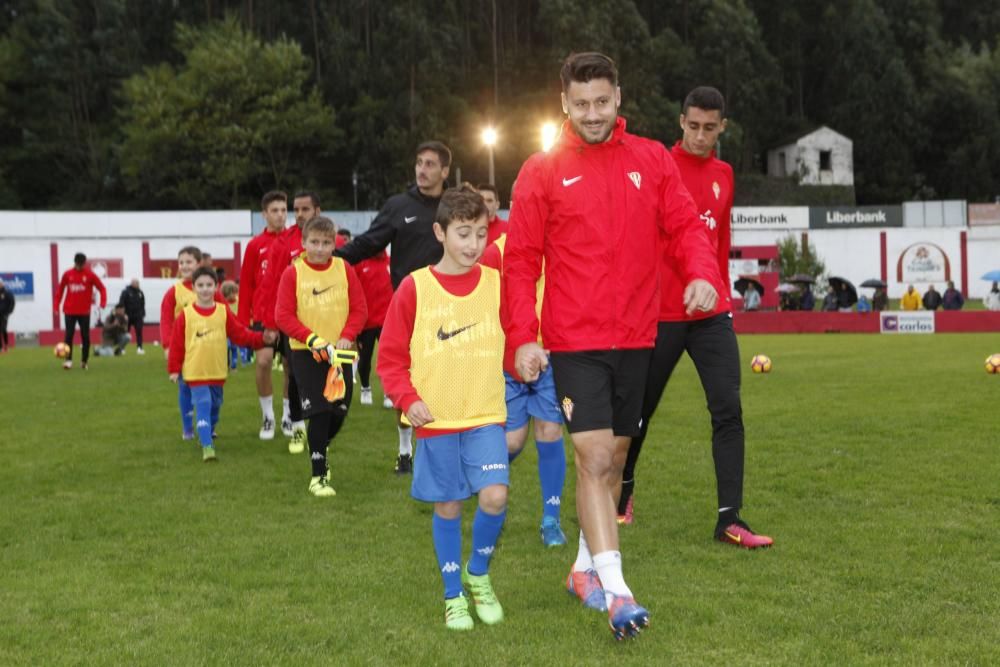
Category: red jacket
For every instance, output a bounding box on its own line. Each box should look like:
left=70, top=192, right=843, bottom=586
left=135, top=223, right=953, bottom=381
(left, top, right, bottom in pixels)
left=503, top=117, right=720, bottom=352
left=237, top=228, right=282, bottom=325
left=159, top=280, right=226, bottom=346
left=355, top=251, right=393, bottom=329
left=258, top=224, right=305, bottom=329
left=57, top=267, right=107, bottom=316
left=167, top=303, right=265, bottom=384
left=273, top=258, right=368, bottom=345
left=486, top=216, right=508, bottom=245
left=661, top=141, right=734, bottom=320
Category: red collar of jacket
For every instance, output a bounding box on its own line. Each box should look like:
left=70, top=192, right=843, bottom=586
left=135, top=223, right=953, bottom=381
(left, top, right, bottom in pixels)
left=559, top=116, right=628, bottom=151
left=670, top=140, right=717, bottom=165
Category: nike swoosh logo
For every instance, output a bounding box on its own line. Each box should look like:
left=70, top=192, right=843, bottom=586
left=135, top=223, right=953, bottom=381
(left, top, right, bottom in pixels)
left=195, top=330, right=210, bottom=338
left=312, top=286, right=333, bottom=295
left=562, top=176, right=583, bottom=187
left=404, top=216, right=418, bottom=224
left=724, top=531, right=741, bottom=544
left=437, top=323, right=478, bottom=341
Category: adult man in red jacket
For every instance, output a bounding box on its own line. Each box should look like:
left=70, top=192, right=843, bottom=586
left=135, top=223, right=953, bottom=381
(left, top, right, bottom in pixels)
left=617, top=86, right=773, bottom=549
left=238, top=190, right=289, bottom=440
left=504, top=52, right=720, bottom=640
left=55, top=252, right=107, bottom=370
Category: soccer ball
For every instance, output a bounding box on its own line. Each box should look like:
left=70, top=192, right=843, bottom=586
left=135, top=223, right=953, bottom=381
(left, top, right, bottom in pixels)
left=986, top=353, right=1000, bottom=375
left=750, top=354, right=772, bottom=374
left=54, top=342, right=70, bottom=358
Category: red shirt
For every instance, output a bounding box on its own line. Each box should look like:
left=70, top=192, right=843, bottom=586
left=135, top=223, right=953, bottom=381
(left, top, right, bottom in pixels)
left=273, top=258, right=368, bottom=345
left=503, top=117, right=720, bottom=353
left=258, top=224, right=305, bottom=329
left=378, top=265, right=493, bottom=437
left=57, top=267, right=107, bottom=316
left=660, top=141, right=734, bottom=320
left=237, top=227, right=282, bottom=325
left=167, top=303, right=265, bottom=384
left=486, top=216, right=508, bottom=245
left=159, top=280, right=226, bottom=346
left=355, top=251, right=393, bottom=329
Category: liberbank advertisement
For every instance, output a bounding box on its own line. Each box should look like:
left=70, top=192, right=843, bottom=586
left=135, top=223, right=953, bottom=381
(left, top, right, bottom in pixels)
left=809, top=205, right=903, bottom=229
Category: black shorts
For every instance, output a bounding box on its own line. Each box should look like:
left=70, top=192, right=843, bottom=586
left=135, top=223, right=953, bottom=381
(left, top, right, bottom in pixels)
left=549, top=349, right=652, bottom=436
left=290, top=350, right=353, bottom=418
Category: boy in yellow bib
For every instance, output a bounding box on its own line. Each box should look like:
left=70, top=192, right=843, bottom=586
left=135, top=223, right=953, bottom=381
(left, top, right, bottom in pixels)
left=378, top=187, right=509, bottom=631
left=275, top=216, right=368, bottom=497
left=168, top=267, right=275, bottom=461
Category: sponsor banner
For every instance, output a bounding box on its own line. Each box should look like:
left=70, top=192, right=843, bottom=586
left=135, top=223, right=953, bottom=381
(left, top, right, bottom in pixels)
left=968, top=203, right=1000, bottom=227
left=731, top=206, right=809, bottom=230
left=896, top=242, right=951, bottom=284
left=879, top=311, right=935, bottom=334
left=0, top=271, right=34, bottom=298
left=86, top=258, right=124, bottom=279
left=810, top=205, right=903, bottom=229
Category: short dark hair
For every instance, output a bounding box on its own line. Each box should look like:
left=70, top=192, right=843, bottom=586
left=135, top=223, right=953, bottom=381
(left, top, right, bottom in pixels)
left=477, top=183, right=498, bottom=198
left=336, top=228, right=352, bottom=239
left=178, top=246, right=203, bottom=262
left=560, top=52, right=618, bottom=91
left=436, top=187, right=488, bottom=230
left=682, top=86, right=726, bottom=117
left=261, top=190, right=287, bottom=210
left=302, top=215, right=337, bottom=239
left=293, top=191, right=321, bottom=208
left=74, top=252, right=87, bottom=266
left=191, top=266, right=217, bottom=284
left=416, top=141, right=452, bottom=168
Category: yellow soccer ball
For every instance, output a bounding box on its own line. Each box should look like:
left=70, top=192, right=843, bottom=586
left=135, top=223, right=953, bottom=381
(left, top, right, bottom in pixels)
left=986, top=353, right=1000, bottom=375
left=750, top=354, right=772, bottom=374
left=53, top=342, right=70, bottom=358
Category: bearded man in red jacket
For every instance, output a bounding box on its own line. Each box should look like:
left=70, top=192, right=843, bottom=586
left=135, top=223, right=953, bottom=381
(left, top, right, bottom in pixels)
left=503, top=52, right=720, bottom=640
left=617, top=86, right=773, bottom=550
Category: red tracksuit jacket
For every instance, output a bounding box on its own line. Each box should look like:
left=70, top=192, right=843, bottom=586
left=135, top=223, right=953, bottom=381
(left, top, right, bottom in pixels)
left=503, top=117, right=721, bottom=352
left=258, top=224, right=304, bottom=329
left=355, top=251, right=393, bottom=329
left=237, top=228, right=282, bottom=325
left=57, top=267, right=107, bottom=316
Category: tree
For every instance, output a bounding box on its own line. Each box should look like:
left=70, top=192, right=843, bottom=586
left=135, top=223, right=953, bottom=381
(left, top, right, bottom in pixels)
left=777, top=234, right=825, bottom=281
left=119, top=18, right=339, bottom=209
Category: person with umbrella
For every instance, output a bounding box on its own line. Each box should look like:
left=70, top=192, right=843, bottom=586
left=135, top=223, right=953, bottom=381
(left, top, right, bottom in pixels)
left=901, top=284, right=921, bottom=311
left=985, top=281, right=1000, bottom=311
left=859, top=278, right=888, bottom=312
left=799, top=283, right=815, bottom=311
left=822, top=285, right=838, bottom=311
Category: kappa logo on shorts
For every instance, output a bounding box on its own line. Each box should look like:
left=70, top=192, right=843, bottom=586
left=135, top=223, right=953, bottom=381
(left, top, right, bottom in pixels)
left=561, top=397, right=574, bottom=422
left=628, top=171, right=642, bottom=190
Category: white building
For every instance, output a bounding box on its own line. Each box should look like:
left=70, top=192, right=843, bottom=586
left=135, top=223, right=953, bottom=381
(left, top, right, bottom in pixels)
left=767, top=126, right=854, bottom=186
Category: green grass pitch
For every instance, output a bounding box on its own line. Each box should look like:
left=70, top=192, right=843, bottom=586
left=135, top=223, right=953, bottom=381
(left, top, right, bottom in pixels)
left=1, top=333, right=998, bottom=665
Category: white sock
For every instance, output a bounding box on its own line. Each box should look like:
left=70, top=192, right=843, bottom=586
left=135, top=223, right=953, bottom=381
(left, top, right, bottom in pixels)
left=292, top=420, right=305, bottom=433
left=573, top=530, right=594, bottom=572
left=593, top=550, right=632, bottom=604
left=282, top=398, right=290, bottom=421
left=398, top=425, right=413, bottom=456
left=259, top=395, right=274, bottom=420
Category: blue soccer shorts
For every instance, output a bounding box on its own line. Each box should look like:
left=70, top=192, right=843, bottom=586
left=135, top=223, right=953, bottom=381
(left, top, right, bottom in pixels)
left=504, top=366, right=563, bottom=431
left=411, top=424, right=510, bottom=502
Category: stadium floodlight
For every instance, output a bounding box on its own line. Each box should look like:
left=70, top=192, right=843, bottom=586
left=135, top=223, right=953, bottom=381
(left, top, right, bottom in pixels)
left=541, top=122, right=558, bottom=152
left=482, top=127, right=497, bottom=185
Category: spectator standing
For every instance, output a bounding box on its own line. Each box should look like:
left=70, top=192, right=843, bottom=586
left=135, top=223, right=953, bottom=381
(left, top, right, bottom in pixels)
left=941, top=281, right=964, bottom=310
left=856, top=295, right=872, bottom=313
left=922, top=284, right=942, bottom=310
left=799, top=284, right=815, bottom=311
left=836, top=283, right=854, bottom=312
left=743, top=287, right=761, bottom=311
left=872, top=287, right=888, bottom=311
left=822, top=286, right=838, bottom=311
left=901, top=284, right=921, bottom=310
left=118, top=279, right=146, bottom=354
left=985, top=282, right=1000, bottom=311
left=0, top=278, right=14, bottom=353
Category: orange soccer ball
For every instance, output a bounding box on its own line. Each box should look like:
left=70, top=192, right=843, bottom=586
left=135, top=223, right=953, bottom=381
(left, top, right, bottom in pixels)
left=986, top=353, right=1000, bottom=375
left=750, top=354, right=772, bottom=374
left=53, top=342, right=71, bottom=359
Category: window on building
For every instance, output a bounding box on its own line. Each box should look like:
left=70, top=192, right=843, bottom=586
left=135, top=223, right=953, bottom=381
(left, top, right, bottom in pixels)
left=820, top=150, right=832, bottom=171
left=777, top=152, right=786, bottom=177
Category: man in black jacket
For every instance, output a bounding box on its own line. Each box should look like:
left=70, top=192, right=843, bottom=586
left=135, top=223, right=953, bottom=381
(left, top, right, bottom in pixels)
left=0, top=278, right=14, bottom=353
left=117, top=279, right=146, bottom=354
left=336, top=140, right=451, bottom=474
left=922, top=284, right=943, bottom=311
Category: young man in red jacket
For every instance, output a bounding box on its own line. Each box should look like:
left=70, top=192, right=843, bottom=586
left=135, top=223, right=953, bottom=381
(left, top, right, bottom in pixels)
left=55, top=252, right=107, bottom=370
left=237, top=190, right=289, bottom=440
left=477, top=183, right=508, bottom=244
left=617, top=86, right=773, bottom=549
left=503, top=52, right=720, bottom=640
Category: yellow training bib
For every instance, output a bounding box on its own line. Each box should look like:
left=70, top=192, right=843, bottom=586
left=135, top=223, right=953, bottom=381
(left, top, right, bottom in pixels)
left=289, top=258, right=350, bottom=350
left=181, top=304, right=229, bottom=382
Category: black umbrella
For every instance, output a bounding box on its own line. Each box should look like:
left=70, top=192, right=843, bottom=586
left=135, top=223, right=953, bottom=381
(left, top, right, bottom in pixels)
left=788, top=273, right=815, bottom=284
left=859, top=278, right=887, bottom=289
left=828, top=276, right=858, bottom=306
left=734, top=276, right=764, bottom=297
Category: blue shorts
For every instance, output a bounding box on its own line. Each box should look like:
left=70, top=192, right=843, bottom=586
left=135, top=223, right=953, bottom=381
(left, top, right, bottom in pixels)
left=411, top=424, right=510, bottom=502
left=504, top=367, right=563, bottom=431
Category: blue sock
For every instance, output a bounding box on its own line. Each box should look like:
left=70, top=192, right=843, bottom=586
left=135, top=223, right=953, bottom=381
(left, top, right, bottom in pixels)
left=432, top=514, right=463, bottom=599
left=210, top=386, right=224, bottom=430
left=468, top=507, right=506, bottom=576
left=178, top=378, right=194, bottom=433
left=191, top=386, right=213, bottom=447
left=536, top=438, right=566, bottom=520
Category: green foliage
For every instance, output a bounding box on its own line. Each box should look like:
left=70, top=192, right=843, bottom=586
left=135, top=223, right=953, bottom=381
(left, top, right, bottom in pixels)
left=3, top=336, right=1000, bottom=664
left=777, top=233, right=826, bottom=280
left=119, top=18, right=338, bottom=209
left=734, top=174, right=856, bottom=207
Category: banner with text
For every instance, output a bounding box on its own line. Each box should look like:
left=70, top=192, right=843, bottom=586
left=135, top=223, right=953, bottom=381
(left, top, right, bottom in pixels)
left=968, top=203, right=1000, bottom=227
left=731, top=207, right=809, bottom=230
left=0, top=272, right=34, bottom=299
left=810, top=205, right=903, bottom=229
left=879, top=311, right=935, bottom=334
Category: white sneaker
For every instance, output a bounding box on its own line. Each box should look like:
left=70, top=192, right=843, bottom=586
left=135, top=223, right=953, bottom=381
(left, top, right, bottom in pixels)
left=360, top=387, right=373, bottom=405
left=136, top=347, right=145, bottom=355
left=259, top=416, right=275, bottom=440
left=281, top=417, right=293, bottom=437
left=383, top=396, right=394, bottom=409
left=62, top=360, right=72, bottom=370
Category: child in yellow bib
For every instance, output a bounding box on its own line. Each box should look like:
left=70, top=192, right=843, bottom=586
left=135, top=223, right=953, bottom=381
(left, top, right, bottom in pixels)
left=377, top=187, right=509, bottom=631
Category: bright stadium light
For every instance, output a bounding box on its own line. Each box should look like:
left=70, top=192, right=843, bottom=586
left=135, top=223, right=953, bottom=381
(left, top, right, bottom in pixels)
left=482, top=127, right=497, bottom=184
left=541, top=122, right=558, bottom=152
